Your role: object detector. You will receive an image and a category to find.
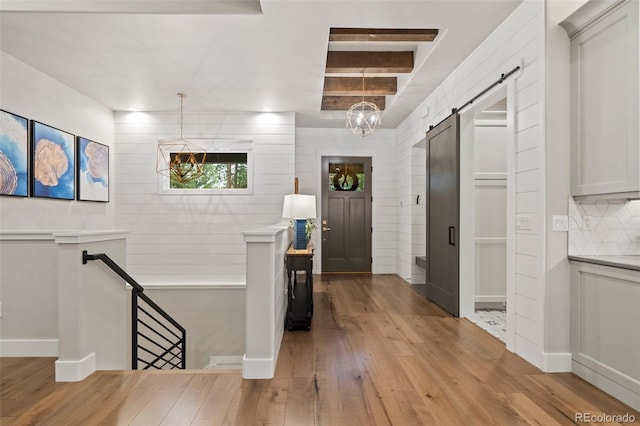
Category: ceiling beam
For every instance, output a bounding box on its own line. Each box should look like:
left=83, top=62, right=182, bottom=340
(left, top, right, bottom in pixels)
left=323, top=77, right=397, bottom=96
left=321, top=96, right=386, bottom=111
left=329, top=28, right=439, bottom=43
left=326, top=51, right=413, bottom=74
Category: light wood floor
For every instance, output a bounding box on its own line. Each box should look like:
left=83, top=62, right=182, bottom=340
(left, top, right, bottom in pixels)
left=2, top=274, right=639, bottom=425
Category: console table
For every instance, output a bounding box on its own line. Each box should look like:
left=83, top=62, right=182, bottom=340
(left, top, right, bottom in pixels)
left=285, top=248, right=314, bottom=330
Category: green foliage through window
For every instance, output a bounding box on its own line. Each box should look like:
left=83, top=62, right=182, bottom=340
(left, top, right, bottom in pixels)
left=170, top=152, right=248, bottom=189
left=328, top=162, right=365, bottom=192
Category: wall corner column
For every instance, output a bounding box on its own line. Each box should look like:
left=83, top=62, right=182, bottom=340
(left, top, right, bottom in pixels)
left=243, top=224, right=289, bottom=379
left=54, top=230, right=129, bottom=382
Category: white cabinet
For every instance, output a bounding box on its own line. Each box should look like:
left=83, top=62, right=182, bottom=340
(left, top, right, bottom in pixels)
left=570, top=261, right=640, bottom=411
left=564, top=0, right=639, bottom=198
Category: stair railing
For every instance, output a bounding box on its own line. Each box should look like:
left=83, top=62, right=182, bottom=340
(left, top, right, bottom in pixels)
left=82, top=250, right=186, bottom=370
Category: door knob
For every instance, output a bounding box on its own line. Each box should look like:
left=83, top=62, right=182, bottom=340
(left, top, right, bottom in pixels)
left=322, top=227, right=332, bottom=231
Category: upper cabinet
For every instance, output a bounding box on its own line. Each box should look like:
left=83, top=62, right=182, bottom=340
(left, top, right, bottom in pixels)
left=563, top=0, right=639, bottom=198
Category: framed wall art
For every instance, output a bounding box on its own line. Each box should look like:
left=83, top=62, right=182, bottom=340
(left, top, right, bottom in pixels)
left=31, top=121, right=75, bottom=200
left=0, top=110, right=29, bottom=197
left=77, top=136, right=109, bottom=202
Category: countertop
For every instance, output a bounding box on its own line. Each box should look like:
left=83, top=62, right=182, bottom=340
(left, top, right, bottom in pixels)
left=568, top=254, right=640, bottom=271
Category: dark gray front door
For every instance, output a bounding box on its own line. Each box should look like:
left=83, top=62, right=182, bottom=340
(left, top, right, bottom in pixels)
left=321, top=156, right=372, bottom=272
left=427, top=113, right=460, bottom=316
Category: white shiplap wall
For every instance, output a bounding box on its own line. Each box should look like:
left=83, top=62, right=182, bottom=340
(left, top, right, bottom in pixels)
left=411, top=143, right=427, bottom=285
left=114, top=112, right=295, bottom=285
left=295, top=128, right=397, bottom=274
left=397, top=0, right=546, bottom=367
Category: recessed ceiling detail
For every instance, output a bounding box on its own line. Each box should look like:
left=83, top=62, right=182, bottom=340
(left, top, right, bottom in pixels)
left=322, top=27, right=439, bottom=112
left=0, top=0, right=525, bottom=128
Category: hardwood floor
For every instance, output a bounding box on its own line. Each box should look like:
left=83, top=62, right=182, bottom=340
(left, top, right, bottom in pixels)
left=2, top=274, right=638, bottom=425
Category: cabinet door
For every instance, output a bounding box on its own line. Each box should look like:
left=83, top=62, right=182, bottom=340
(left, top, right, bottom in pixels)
left=570, top=262, right=640, bottom=409
left=570, top=0, right=639, bottom=196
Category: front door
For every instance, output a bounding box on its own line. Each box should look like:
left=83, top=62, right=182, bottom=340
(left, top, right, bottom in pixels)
left=321, top=156, right=372, bottom=272
left=427, top=113, right=460, bottom=316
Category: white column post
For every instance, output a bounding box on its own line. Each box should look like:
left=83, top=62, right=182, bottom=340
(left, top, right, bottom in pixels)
left=242, top=224, right=289, bottom=379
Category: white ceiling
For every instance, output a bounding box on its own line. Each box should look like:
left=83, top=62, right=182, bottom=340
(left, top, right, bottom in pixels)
left=0, top=0, right=523, bottom=128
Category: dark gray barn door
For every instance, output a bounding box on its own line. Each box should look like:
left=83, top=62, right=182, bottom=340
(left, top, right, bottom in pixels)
left=321, top=157, right=372, bottom=272
left=427, top=113, right=460, bottom=316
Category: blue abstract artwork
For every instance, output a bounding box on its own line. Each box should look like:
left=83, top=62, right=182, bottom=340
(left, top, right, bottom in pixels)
left=77, top=137, right=109, bottom=202
left=0, top=110, right=29, bottom=197
left=31, top=121, right=75, bottom=200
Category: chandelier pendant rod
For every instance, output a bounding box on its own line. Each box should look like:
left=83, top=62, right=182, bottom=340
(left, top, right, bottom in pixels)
left=178, top=92, right=185, bottom=140
left=362, top=70, right=365, bottom=104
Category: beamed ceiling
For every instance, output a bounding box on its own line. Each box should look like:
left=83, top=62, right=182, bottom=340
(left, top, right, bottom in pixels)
left=322, top=28, right=438, bottom=113
left=0, top=1, right=524, bottom=129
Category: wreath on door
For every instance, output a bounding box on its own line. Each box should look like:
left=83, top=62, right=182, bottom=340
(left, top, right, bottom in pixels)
left=332, top=169, right=359, bottom=191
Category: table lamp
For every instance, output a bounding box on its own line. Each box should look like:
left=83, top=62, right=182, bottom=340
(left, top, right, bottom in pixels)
left=282, top=194, right=317, bottom=249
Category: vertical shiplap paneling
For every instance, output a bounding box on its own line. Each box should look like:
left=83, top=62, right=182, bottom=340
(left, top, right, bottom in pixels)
left=295, top=128, right=397, bottom=274
left=114, top=112, right=295, bottom=285
left=395, top=0, right=545, bottom=367
left=411, top=143, right=427, bottom=284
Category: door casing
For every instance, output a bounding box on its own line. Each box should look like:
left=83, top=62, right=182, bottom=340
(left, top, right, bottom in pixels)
left=458, top=83, right=516, bottom=352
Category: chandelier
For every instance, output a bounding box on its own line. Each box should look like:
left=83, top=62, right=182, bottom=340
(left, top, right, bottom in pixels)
left=346, top=72, right=381, bottom=137
left=156, top=93, right=206, bottom=183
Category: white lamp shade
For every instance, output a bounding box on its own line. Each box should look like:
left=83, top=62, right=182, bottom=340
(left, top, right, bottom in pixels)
left=282, top=194, right=316, bottom=219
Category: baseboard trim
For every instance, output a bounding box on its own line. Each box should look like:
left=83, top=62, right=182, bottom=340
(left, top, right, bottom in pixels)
left=542, top=352, right=572, bottom=372
left=475, top=301, right=506, bottom=310
left=55, top=352, right=96, bottom=382
left=573, top=360, right=640, bottom=412
left=0, top=339, right=58, bottom=357
left=242, top=355, right=275, bottom=379
left=143, top=283, right=246, bottom=290
left=207, top=355, right=243, bottom=370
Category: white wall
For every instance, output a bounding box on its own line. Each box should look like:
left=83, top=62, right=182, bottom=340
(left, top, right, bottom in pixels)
left=0, top=52, right=116, bottom=362
left=59, top=235, right=130, bottom=374
left=543, top=0, right=577, bottom=367
left=295, top=128, right=397, bottom=274
left=114, top=111, right=295, bottom=285
left=0, top=231, right=130, bottom=378
left=397, top=0, right=548, bottom=368
left=0, top=237, right=58, bottom=355
left=0, top=52, right=116, bottom=230
left=411, top=142, right=427, bottom=285
left=243, top=224, right=289, bottom=379
left=145, top=286, right=245, bottom=369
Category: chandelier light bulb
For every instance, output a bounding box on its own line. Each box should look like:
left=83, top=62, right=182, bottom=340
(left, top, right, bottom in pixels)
left=346, top=72, right=381, bottom=137
left=346, top=101, right=381, bottom=137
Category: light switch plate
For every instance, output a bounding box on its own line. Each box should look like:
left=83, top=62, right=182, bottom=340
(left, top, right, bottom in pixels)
left=552, top=215, right=569, bottom=232
left=516, top=215, right=532, bottom=231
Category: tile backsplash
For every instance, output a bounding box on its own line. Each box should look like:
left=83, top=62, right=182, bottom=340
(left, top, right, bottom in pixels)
left=569, top=198, right=640, bottom=255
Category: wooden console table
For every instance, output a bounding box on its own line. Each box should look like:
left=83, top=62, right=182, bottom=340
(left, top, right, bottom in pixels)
left=285, top=248, right=314, bottom=330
